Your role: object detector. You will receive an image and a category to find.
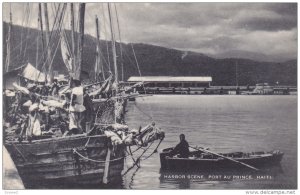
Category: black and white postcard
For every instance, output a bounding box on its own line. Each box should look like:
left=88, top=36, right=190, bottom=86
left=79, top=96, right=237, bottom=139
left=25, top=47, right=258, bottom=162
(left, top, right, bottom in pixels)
left=2, top=2, right=298, bottom=192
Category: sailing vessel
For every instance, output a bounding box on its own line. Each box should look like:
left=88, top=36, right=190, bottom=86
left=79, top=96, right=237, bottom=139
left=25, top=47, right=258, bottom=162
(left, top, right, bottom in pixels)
left=4, top=3, right=164, bottom=188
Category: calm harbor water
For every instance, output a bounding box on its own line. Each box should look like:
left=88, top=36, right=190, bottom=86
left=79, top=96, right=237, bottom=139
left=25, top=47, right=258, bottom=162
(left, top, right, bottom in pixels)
left=4, top=95, right=297, bottom=189
left=123, top=95, right=297, bottom=189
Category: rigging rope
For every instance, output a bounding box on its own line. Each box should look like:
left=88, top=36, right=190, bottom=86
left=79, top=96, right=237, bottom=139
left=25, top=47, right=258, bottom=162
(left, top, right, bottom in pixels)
left=73, top=148, right=126, bottom=163
left=128, top=45, right=155, bottom=119
left=128, top=166, right=140, bottom=189
left=129, top=43, right=149, bottom=95
left=142, top=138, right=163, bottom=160
left=130, top=43, right=142, bottom=77
left=121, top=141, right=154, bottom=176
left=37, top=3, right=67, bottom=81
left=133, top=101, right=153, bottom=120
left=128, top=146, right=140, bottom=168
left=47, top=34, right=63, bottom=74
left=7, top=4, right=65, bottom=68
left=18, top=4, right=26, bottom=60
left=98, top=47, right=111, bottom=72
left=83, top=6, right=110, bottom=74
left=72, top=134, right=162, bottom=177
left=73, top=142, right=143, bottom=163
left=38, top=3, right=63, bottom=66
left=114, top=4, right=124, bottom=81
left=22, top=3, right=32, bottom=61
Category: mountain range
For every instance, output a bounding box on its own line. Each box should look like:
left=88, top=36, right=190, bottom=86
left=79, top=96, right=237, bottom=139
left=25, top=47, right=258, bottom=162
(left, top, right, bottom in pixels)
left=3, top=22, right=297, bottom=86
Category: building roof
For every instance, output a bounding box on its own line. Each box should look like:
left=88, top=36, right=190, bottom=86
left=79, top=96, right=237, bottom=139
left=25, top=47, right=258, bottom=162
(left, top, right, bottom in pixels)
left=128, top=76, right=212, bottom=82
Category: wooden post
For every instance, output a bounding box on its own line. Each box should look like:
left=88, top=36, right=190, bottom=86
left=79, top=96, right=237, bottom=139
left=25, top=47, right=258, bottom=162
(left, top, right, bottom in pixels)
left=103, top=148, right=111, bottom=184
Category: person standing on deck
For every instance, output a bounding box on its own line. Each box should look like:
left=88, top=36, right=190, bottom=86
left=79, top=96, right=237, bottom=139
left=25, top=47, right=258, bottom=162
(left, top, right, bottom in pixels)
left=169, top=134, right=190, bottom=158
left=25, top=98, right=42, bottom=141
left=83, top=88, right=94, bottom=130
left=68, top=79, right=86, bottom=134
left=50, top=79, right=60, bottom=96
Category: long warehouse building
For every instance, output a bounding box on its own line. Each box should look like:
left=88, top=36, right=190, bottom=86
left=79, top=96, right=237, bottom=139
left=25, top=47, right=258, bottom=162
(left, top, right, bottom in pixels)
left=127, top=76, right=212, bottom=88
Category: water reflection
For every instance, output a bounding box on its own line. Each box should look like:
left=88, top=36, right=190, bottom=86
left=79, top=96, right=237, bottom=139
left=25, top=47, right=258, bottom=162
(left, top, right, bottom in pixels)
left=6, top=95, right=296, bottom=189
left=124, top=95, right=297, bottom=189
left=34, top=175, right=125, bottom=189
left=128, top=166, right=141, bottom=189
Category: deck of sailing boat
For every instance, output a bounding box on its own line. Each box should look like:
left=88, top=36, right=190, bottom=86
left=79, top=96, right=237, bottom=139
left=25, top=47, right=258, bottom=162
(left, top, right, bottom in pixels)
left=3, top=2, right=165, bottom=189
left=4, top=68, right=164, bottom=188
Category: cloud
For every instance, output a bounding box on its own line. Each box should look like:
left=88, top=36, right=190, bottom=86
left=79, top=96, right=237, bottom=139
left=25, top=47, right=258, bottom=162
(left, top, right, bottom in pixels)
left=233, top=4, right=297, bottom=31
left=237, top=28, right=297, bottom=60
left=2, top=2, right=297, bottom=61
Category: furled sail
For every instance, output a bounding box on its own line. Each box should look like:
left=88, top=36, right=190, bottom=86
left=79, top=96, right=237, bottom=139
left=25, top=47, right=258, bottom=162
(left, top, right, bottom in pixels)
left=60, top=31, right=73, bottom=74
left=88, top=75, right=112, bottom=97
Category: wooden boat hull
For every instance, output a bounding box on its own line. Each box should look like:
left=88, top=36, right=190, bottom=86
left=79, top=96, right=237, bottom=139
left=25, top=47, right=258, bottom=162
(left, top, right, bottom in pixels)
left=5, top=134, right=125, bottom=188
left=160, top=149, right=283, bottom=171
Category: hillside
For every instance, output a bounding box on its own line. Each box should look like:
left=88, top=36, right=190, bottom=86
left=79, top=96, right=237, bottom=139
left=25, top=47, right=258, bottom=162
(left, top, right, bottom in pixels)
left=3, top=22, right=297, bottom=86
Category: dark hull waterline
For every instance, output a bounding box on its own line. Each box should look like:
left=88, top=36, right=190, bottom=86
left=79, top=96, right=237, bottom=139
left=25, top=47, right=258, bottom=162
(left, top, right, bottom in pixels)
left=5, top=134, right=125, bottom=189
left=160, top=148, right=284, bottom=171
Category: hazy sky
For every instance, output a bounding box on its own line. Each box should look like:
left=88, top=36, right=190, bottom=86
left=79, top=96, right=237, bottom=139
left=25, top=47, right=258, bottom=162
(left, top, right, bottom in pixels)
left=2, top=3, right=297, bottom=61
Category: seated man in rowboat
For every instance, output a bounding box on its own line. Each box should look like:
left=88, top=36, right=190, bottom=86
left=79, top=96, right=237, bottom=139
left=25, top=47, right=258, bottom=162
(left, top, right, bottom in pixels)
left=169, top=134, right=190, bottom=158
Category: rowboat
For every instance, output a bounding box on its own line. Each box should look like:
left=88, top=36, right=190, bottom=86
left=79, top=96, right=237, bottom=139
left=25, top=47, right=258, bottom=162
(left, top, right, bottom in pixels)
left=159, top=148, right=284, bottom=171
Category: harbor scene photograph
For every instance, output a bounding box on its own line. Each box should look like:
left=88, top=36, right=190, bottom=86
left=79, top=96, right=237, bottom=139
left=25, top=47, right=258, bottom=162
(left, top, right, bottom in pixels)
left=1, top=1, right=298, bottom=192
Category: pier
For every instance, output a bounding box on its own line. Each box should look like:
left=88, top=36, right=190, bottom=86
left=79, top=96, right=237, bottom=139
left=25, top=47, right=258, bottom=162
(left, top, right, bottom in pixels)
left=131, top=85, right=297, bottom=95
left=126, top=76, right=296, bottom=95
left=3, top=146, right=24, bottom=189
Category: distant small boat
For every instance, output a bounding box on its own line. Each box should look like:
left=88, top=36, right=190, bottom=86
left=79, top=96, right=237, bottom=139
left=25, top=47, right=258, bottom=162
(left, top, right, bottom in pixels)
left=242, top=83, right=274, bottom=95
left=160, top=148, right=283, bottom=171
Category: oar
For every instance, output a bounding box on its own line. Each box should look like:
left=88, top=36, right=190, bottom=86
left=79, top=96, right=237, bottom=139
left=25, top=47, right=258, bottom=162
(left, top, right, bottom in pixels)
left=189, top=146, right=260, bottom=171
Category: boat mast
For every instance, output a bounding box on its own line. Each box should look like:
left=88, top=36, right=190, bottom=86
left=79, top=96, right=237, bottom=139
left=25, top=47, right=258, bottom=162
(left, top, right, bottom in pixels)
left=108, top=3, right=118, bottom=84
left=43, top=3, right=52, bottom=83
left=101, top=4, right=111, bottom=73
left=95, top=15, right=105, bottom=81
left=70, top=3, right=76, bottom=77
left=36, top=3, right=45, bottom=70
left=114, top=4, right=124, bottom=82
left=35, top=35, right=39, bottom=69
left=5, top=4, right=12, bottom=72
left=38, top=3, right=44, bottom=54
left=75, top=3, right=86, bottom=81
